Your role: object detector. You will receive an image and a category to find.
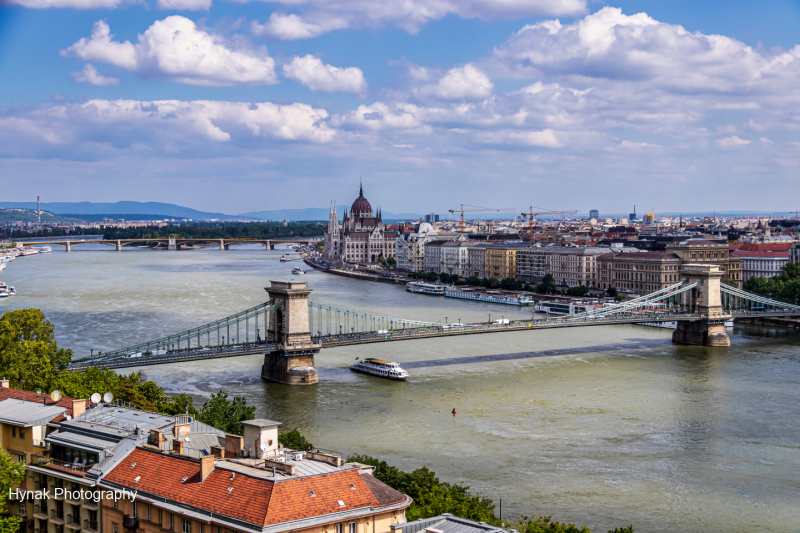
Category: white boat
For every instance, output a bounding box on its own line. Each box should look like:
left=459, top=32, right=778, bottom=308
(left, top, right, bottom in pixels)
left=0, top=263, right=5, bottom=272
left=406, top=281, right=445, bottom=295
left=445, top=288, right=533, bottom=306
left=280, top=255, right=291, bottom=262
left=291, top=267, right=304, bottom=275
left=36, top=246, right=52, bottom=254
left=350, top=358, right=409, bottom=380
left=19, top=248, right=38, bottom=257
left=0, top=282, right=14, bottom=298
left=535, top=301, right=597, bottom=315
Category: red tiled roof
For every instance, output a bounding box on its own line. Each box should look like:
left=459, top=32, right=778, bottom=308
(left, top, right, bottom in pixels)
left=730, top=243, right=791, bottom=252
left=104, top=448, right=403, bottom=527
left=616, top=252, right=681, bottom=260
left=0, top=387, right=78, bottom=422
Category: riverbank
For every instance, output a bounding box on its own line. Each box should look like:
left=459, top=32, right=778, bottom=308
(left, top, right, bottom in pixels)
left=304, top=257, right=407, bottom=284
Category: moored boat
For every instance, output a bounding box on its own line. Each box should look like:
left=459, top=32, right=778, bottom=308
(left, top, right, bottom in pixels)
left=350, top=358, right=409, bottom=380
left=19, top=248, right=38, bottom=257
left=37, top=246, right=52, bottom=253
left=406, top=281, right=445, bottom=295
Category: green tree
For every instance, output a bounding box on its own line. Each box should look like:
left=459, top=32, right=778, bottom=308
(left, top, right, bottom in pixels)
left=508, top=516, right=593, bottom=533
left=198, top=391, right=256, bottom=435
left=52, top=367, right=135, bottom=400
left=536, top=274, right=557, bottom=294
left=566, top=285, right=589, bottom=296
left=608, top=527, right=634, bottom=533
left=500, top=277, right=522, bottom=290
left=161, top=393, right=200, bottom=417
left=110, top=381, right=158, bottom=412
left=466, top=276, right=481, bottom=286
left=278, top=429, right=314, bottom=451
left=0, top=309, right=73, bottom=391
left=0, top=449, right=25, bottom=533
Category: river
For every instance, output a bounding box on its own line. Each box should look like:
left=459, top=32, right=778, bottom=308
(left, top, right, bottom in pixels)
left=2, top=244, right=799, bottom=532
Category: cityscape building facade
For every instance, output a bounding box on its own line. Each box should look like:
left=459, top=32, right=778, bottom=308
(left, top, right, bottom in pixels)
left=323, top=186, right=397, bottom=265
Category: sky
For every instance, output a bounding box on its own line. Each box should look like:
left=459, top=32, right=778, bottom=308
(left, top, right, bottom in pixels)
left=2, top=0, right=800, bottom=216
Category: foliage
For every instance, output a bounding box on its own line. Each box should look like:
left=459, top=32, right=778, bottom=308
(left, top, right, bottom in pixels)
left=466, top=276, right=481, bottom=286
left=109, top=381, right=158, bottom=412
left=0, top=449, right=25, bottom=533
left=507, top=516, right=592, bottom=533
left=103, top=222, right=324, bottom=241
left=500, top=277, right=523, bottom=290
left=536, top=274, right=557, bottom=294
left=439, top=273, right=460, bottom=284
left=380, top=257, right=396, bottom=268
left=607, top=527, right=634, bottom=533
left=721, top=278, right=737, bottom=287
left=278, top=429, right=314, bottom=451
left=198, top=391, right=256, bottom=435
left=743, top=262, right=800, bottom=306
left=0, top=309, right=73, bottom=391
left=566, top=285, right=590, bottom=296
left=523, top=283, right=534, bottom=292
left=346, top=454, right=498, bottom=524
left=607, top=287, right=618, bottom=297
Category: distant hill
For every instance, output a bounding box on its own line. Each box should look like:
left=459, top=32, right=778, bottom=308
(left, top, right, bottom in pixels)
left=0, top=208, right=78, bottom=223
left=0, top=201, right=239, bottom=220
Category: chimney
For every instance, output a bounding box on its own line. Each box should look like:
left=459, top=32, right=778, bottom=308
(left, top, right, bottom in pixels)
left=224, top=434, right=244, bottom=458
left=150, top=429, right=166, bottom=448
left=200, top=456, right=214, bottom=481
left=0, top=378, right=9, bottom=389
left=71, top=399, right=86, bottom=417
left=174, top=423, right=190, bottom=438
left=172, top=439, right=184, bottom=455
left=210, top=446, right=225, bottom=459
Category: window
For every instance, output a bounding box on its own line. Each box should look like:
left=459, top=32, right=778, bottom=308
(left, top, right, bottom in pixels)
left=131, top=503, right=137, bottom=518
left=146, top=505, right=151, bottom=522
left=335, top=524, right=344, bottom=533
left=349, top=522, right=357, bottom=533
left=12, top=427, right=16, bottom=438
left=20, top=428, right=25, bottom=439
left=112, top=500, right=117, bottom=509
left=182, top=518, right=191, bottom=533
left=113, top=524, right=119, bottom=533
left=169, top=514, right=174, bottom=531
left=200, top=524, right=204, bottom=533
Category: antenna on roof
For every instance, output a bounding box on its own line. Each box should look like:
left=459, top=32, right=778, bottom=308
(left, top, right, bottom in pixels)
left=90, top=393, right=101, bottom=404
left=51, top=390, right=62, bottom=402
left=103, top=392, right=113, bottom=404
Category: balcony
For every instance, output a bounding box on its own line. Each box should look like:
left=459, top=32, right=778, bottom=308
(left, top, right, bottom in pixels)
left=33, top=504, right=48, bottom=520
left=66, top=515, right=81, bottom=529
left=50, top=509, right=65, bottom=524
left=31, top=454, right=90, bottom=478
left=65, top=493, right=81, bottom=505
left=83, top=520, right=98, bottom=533
left=80, top=499, right=99, bottom=511
left=123, top=515, right=139, bottom=529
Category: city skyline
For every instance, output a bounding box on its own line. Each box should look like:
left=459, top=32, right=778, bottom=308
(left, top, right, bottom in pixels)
left=2, top=0, right=800, bottom=213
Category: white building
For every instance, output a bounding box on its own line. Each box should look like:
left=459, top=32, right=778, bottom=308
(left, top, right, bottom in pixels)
left=731, top=250, right=790, bottom=281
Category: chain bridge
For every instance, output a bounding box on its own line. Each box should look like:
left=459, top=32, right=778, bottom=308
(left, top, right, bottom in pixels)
left=68, top=264, right=800, bottom=384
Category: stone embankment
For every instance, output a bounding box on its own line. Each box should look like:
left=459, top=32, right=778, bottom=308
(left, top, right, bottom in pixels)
left=303, top=257, right=407, bottom=285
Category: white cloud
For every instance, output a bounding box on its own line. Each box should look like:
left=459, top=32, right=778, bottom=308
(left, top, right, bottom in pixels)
left=490, top=6, right=800, bottom=94
left=157, top=0, right=211, bottom=11
left=70, top=64, right=121, bottom=86
left=282, top=55, right=367, bottom=94
left=477, top=129, right=563, bottom=148
left=252, top=13, right=347, bottom=40
left=331, top=102, right=425, bottom=131
left=246, top=0, right=586, bottom=38
left=62, top=17, right=277, bottom=87
left=0, top=99, right=334, bottom=156
left=415, top=64, right=493, bottom=100
left=5, top=0, right=124, bottom=8
left=716, top=135, right=752, bottom=148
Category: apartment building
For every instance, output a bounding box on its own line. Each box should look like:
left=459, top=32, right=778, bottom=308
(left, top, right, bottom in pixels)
left=441, top=242, right=476, bottom=277
left=542, top=247, right=613, bottom=288
left=2, top=389, right=411, bottom=533
left=516, top=247, right=547, bottom=283
left=466, top=244, right=491, bottom=278
left=486, top=244, right=525, bottom=280
left=731, top=250, right=790, bottom=281
left=605, top=252, right=682, bottom=294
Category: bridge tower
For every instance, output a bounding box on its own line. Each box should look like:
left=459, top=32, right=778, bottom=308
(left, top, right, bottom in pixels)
left=261, top=280, right=319, bottom=385
left=673, top=264, right=731, bottom=347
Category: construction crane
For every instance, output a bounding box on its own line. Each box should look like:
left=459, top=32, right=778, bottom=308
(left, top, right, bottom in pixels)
left=448, top=204, right=516, bottom=232
left=520, top=207, right=579, bottom=243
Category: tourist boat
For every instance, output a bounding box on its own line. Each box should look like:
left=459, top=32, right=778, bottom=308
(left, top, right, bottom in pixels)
left=291, top=267, right=304, bottom=275
left=534, top=301, right=596, bottom=315
left=444, top=288, right=534, bottom=306
left=36, top=246, right=52, bottom=254
left=19, top=248, right=38, bottom=257
left=280, top=255, right=291, bottom=262
left=350, top=358, right=409, bottom=380
left=405, top=281, right=445, bottom=295
left=0, top=282, right=15, bottom=298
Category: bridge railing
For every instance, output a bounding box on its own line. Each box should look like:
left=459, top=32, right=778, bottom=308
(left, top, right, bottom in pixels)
left=720, top=285, right=800, bottom=313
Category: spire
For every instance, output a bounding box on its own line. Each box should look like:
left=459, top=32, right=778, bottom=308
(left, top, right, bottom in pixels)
left=359, top=178, right=363, bottom=197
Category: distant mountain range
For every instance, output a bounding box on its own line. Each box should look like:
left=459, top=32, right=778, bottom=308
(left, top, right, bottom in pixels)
left=1, top=201, right=791, bottom=222
left=0, top=201, right=423, bottom=222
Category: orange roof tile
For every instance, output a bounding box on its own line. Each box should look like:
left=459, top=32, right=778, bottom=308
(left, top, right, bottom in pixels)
left=104, top=448, right=404, bottom=527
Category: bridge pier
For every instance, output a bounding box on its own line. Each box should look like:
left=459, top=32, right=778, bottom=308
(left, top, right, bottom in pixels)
left=65, top=241, right=71, bottom=252
left=672, top=264, right=731, bottom=347
left=261, top=280, right=319, bottom=385
left=168, top=237, right=176, bottom=251
left=220, top=239, right=229, bottom=250
left=116, top=240, right=122, bottom=251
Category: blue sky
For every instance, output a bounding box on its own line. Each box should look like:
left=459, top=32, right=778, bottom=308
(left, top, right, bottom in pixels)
left=2, top=0, right=800, bottom=215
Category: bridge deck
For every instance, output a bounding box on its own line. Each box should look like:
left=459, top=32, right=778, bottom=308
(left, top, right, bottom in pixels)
left=69, top=310, right=800, bottom=371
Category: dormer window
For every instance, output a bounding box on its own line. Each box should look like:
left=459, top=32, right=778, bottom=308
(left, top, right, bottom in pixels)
left=309, top=491, right=316, bottom=497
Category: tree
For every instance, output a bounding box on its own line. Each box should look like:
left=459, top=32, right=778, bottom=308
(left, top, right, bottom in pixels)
left=508, top=516, right=593, bottom=533
left=566, top=285, right=589, bottom=296
left=109, top=381, right=157, bottom=412
left=536, top=274, right=557, bottom=294
left=466, top=276, right=481, bottom=286
left=607, top=287, right=618, bottom=297
left=500, top=277, right=522, bottom=290
left=161, top=393, right=200, bottom=417
left=52, top=367, right=136, bottom=400
left=0, top=309, right=73, bottom=391
left=278, top=429, right=314, bottom=451
left=0, top=449, right=25, bottom=533
left=198, top=391, right=256, bottom=435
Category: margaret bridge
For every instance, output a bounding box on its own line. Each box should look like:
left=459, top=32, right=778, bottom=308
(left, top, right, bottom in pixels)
left=19, top=237, right=317, bottom=251
left=69, top=264, right=800, bottom=384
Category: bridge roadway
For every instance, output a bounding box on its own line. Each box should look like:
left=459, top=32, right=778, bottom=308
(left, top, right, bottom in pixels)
left=68, top=309, right=800, bottom=371
left=18, top=237, right=320, bottom=251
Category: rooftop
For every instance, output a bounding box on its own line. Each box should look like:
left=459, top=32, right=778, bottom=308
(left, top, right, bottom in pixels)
left=0, top=398, right=66, bottom=427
